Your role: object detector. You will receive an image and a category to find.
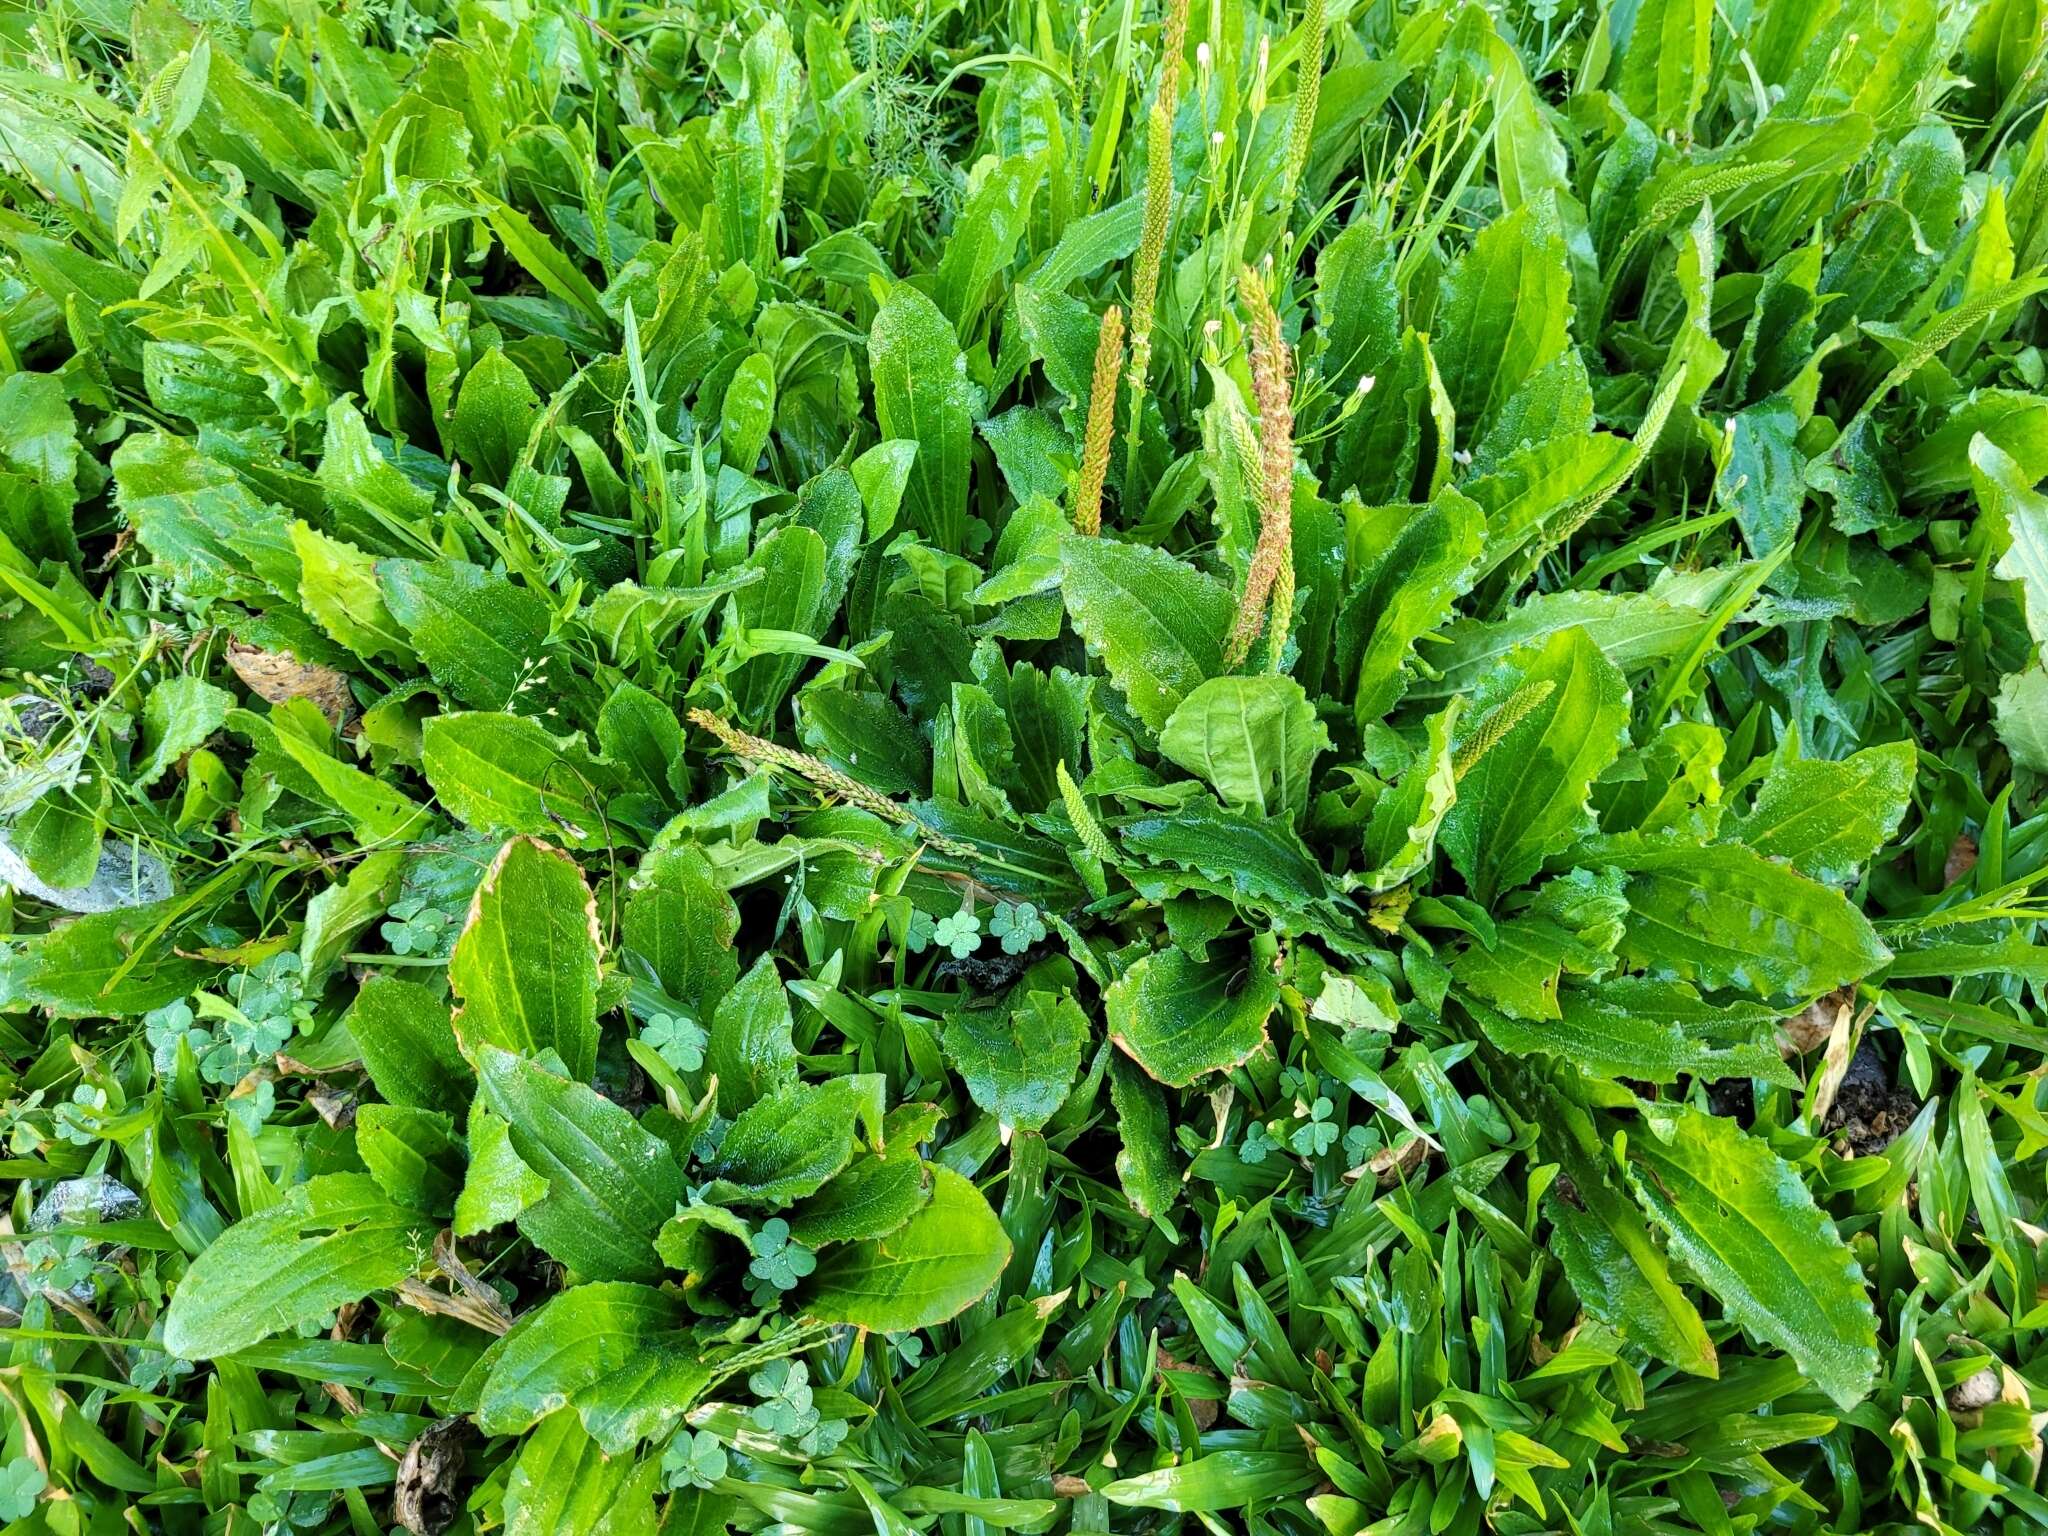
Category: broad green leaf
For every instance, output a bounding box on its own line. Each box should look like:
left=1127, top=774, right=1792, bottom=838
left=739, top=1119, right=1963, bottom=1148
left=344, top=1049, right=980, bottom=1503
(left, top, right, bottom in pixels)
left=479, top=194, right=609, bottom=326
left=355, top=1104, right=462, bottom=1215
left=299, top=848, right=402, bottom=986
left=788, top=1106, right=938, bottom=1248
left=1336, top=491, right=1484, bottom=723
left=1626, top=1108, right=1881, bottom=1409
left=1527, top=1078, right=1718, bottom=1378
left=705, top=952, right=797, bottom=1116
left=935, top=153, right=1042, bottom=334
left=1996, top=663, right=2048, bottom=772
left=290, top=522, right=415, bottom=665
left=316, top=399, right=435, bottom=549
left=2, top=895, right=212, bottom=1018
left=1463, top=991, right=1795, bottom=1086
left=1159, top=675, right=1329, bottom=821
left=503, top=1410, right=646, bottom=1536
left=1604, top=839, right=1892, bottom=999
left=1611, top=0, right=1712, bottom=137
left=799, top=688, right=930, bottom=797
left=870, top=283, right=979, bottom=551
left=1106, top=948, right=1279, bottom=1087
left=347, top=975, right=469, bottom=1113
left=1433, top=196, right=1573, bottom=445
left=708, top=16, right=800, bottom=274
left=803, top=1165, right=1009, bottom=1331
left=1104, top=1452, right=1317, bottom=1513
left=1060, top=537, right=1231, bottom=732
left=1120, top=799, right=1331, bottom=913
left=421, top=712, right=611, bottom=846
left=623, top=843, right=741, bottom=1017
left=450, top=838, right=601, bottom=1083
left=1108, top=1053, right=1180, bottom=1225
left=1975, top=433, right=2048, bottom=646
left=163, top=1174, right=428, bottom=1359
left=943, top=990, right=1089, bottom=1131
left=706, top=1073, right=885, bottom=1205
left=0, top=372, right=80, bottom=565
left=379, top=558, right=551, bottom=711
left=1413, top=589, right=1704, bottom=699
left=1313, top=217, right=1400, bottom=393
left=262, top=699, right=429, bottom=844
left=1451, top=869, right=1627, bottom=1020
left=1440, top=627, right=1630, bottom=905
left=1360, top=700, right=1459, bottom=891
left=450, top=347, right=540, bottom=486
left=721, top=351, right=776, bottom=475
left=135, top=676, right=232, bottom=789
left=1731, top=740, right=1916, bottom=883
left=730, top=525, right=829, bottom=725
left=598, top=681, right=689, bottom=807
left=477, top=1046, right=685, bottom=1283
left=456, top=1106, right=548, bottom=1237
left=478, top=1283, right=712, bottom=1451
left=114, top=432, right=300, bottom=603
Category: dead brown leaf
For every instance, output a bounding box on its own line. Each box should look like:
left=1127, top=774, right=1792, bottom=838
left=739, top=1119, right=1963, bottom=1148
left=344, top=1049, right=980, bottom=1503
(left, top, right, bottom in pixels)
left=226, top=642, right=355, bottom=728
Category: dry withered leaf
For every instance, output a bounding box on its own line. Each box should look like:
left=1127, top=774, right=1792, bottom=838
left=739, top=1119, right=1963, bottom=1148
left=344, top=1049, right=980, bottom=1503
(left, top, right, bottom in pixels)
left=1363, top=1135, right=1431, bottom=1187
left=1944, top=833, right=1979, bottom=886
left=394, top=1417, right=472, bottom=1536
left=1779, top=988, right=1853, bottom=1057
left=226, top=642, right=355, bottom=728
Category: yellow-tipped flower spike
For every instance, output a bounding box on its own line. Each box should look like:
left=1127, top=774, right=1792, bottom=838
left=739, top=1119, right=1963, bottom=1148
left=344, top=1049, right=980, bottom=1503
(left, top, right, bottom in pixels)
left=1074, top=305, right=1124, bottom=536
left=1224, top=262, right=1296, bottom=669
left=1282, top=0, right=1325, bottom=205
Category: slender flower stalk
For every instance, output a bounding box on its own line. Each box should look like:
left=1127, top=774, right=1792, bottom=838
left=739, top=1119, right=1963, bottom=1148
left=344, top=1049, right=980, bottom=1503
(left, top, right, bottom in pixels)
left=1159, top=0, right=1189, bottom=103
left=1073, top=305, right=1124, bottom=535
left=1281, top=0, right=1325, bottom=206
left=688, top=708, right=978, bottom=858
left=1123, top=0, right=1190, bottom=483
left=1124, top=98, right=1173, bottom=477
left=1225, top=262, right=1297, bottom=669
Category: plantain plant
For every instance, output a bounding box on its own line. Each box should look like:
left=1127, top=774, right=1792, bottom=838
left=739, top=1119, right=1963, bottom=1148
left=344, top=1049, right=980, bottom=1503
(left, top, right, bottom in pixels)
left=1, top=1, right=2046, bottom=1534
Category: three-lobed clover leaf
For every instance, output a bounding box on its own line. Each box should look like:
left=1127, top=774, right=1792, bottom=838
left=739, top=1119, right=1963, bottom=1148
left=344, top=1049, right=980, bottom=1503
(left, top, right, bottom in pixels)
left=905, top=906, right=937, bottom=954
left=988, top=901, right=1046, bottom=954
left=380, top=897, right=455, bottom=957
left=933, top=910, right=981, bottom=958
left=642, top=1011, right=708, bottom=1073
left=747, top=1358, right=819, bottom=1439
left=661, top=1428, right=728, bottom=1491
left=0, top=1456, right=45, bottom=1522
left=144, top=999, right=207, bottom=1074
left=1290, top=1095, right=1339, bottom=1157
left=1239, top=1119, right=1282, bottom=1164
left=746, top=1217, right=818, bottom=1301
left=54, top=1084, right=108, bottom=1146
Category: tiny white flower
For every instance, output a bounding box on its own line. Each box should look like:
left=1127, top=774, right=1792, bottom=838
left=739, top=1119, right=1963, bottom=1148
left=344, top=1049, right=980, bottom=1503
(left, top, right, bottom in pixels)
left=1357, top=374, right=1376, bottom=395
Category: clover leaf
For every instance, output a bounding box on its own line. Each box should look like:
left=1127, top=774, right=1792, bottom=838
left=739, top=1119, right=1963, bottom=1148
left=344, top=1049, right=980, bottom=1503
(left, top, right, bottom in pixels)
left=933, top=910, right=981, bottom=958
left=642, top=1011, right=708, bottom=1073
left=988, top=900, right=1046, bottom=954
left=661, top=1428, right=728, bottom=1491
